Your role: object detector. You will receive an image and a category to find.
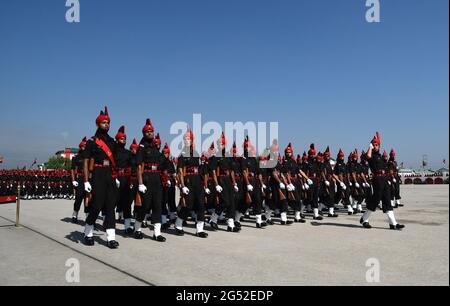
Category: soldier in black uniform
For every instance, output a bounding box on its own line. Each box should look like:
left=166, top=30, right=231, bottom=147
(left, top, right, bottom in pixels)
left=231, top=141, right=245, bottom=229
left=82, top=107, right=120, bottom=248
left=267, top=140, right=293, bottom=225
left=303, top=144, right=323, bottom=220
left=388, top=149, right=402, bottom=208
left=133, top=118, right=169, bottom=242
left=348, top=150, right=364, bottom=214
left=129, top=138, right=139, bottom=222
left=333, top=149, right=352, bottom=214
left=208, top=132, right=240, bottom=232
left=113, top=126, right=135, bottom=235
left=174, top=130, right=209, bottom=238
left=360, top=150, right=372, bottom=206
left=70, top=137, right=88, bottom=223
left=161, top=143, right=177, bottom=229
left=360, top=132, right=405, bottom=230
left=281, top=143, right=306, bottom=223
left=321, top=146, right=344, bottom=218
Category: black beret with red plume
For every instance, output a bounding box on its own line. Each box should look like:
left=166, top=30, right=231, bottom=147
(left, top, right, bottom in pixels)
left=308, top=143, right=316, bottom=156
left=142, top=118, right=154, bottom=134
left=130, top=138, right=139, bottom=151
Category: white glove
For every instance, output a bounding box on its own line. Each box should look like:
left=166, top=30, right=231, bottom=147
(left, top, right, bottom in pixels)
left=262, top=184, right=267, bottom=190
left=205, top=187, right=211, bottom=195
left=279, top=182, right=286, bottom=190
left=303, top=183, right=309, bottom=190
left=72, top=181, right=78, bottom=187
left=234, top=184, right=239, bottom=192
left=139, top=184, right=147, bottom=194
left=366, top=183, right=371, bottom=188
left=325, top=180, right=330, bottom=187
left=355, top=183, right=360, bottom=188
left=215, top=185, right=223, bottom=193
left=340, top=182, right=346, bottom=190
left=290, top=183, right=296, bottom=191
left=84, top=182, right=92, bottom=193
left=130, top=184, right=134, bottom=190
left=349, top=182, right=353, bottom=187
left=393, top=178, right=396, bottom=183
left=247, top=184, right=254, bottom=192
left=287, top=184, right=293, bottom=192
left=115, top=179, right=120, bottom=188
left=370, top=143, right=374, bottom=150
left=307, top=179, right=313, bottom=185
left=388, top=181, right=391, bottom=186
left=182, top=186, right=190, bottom=195
left=167, top=180, right=172, bottom=187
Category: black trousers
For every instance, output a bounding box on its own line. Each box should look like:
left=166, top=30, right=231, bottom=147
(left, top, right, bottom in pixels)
left=287, top=181, right=302, bottom=211
left=116, top=176, right=133, bottom=219
left=216, top=176, right=235, bottom=219
left=85, top=168, right=118, bottom=229
left=306, top=180, right=319, bottom=209
left=270, top=184, right=288, bottom=213
left=136, top=173, right=163, bottom=224
left=178, top=175, right=205, bottom=222
left=367, top=176, right=392, bottom=213
left=335, top=183, right=350, bottom=206
left=73, top=177, right=88, bottom=213
left=237, top=178, right=263, bottom=215
left=390, top=178, right=401, bottom=200
left=321, top=180, right=336, bottom=208
left=162, top=185, right=176, bottom=216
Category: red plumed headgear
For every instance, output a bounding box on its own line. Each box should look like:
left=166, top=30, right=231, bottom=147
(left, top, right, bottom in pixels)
left=308, top=143, right=316, bottom=156
left=96, top=106, right=110, bottom=125
left=130, top=138, right=139, bottom=151
left=142, top=118, right=154, bottom=134
left=162, top=143, right=170, bottom=154
left=371, top=131, right=381, bottom=146
left=115, top=125, right=126, bottom=140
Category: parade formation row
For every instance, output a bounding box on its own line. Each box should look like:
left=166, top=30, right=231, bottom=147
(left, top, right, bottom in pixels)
left=4, top=107, right=406, bottom=249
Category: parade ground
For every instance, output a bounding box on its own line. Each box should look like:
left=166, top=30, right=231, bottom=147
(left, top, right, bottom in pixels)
left=0, top=185, right=448, bottom=286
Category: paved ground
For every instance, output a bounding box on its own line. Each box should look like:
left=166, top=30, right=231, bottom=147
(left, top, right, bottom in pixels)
left=0, top=185, right=448, bottom=286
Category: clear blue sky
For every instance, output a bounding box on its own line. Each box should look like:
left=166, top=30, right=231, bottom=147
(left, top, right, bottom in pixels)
left=0, top=0, right=448, bottom=169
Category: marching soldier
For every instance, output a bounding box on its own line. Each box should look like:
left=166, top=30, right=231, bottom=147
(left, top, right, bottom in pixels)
left=360, top=132, right=405, bottom=230
left=348, top=149, right=364, bottom=214
left=321, top=146, right=344, bottom=218
left=70, top=137, right=88, bottom=223
left=282, top=143, right=306, bottom=223
left=82, top=107, right=120, bottom=249
left=174, top=130, right=209, bottom=238
left=133, top=119, right=169, bottom=242
left=114, top=126, right=135, bottom=235
left=389, top=149, right=402, bottom=208
left=208, top=132, right=240, bottom=232
left=303, top=144, right=323, bottom=220
left=161, top=143, right=177, bottom=229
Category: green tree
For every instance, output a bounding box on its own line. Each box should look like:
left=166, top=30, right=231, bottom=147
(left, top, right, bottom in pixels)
left=45, top=156, right=72, bottom=170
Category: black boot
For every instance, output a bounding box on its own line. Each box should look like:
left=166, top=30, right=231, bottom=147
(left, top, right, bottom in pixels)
left=107, top=240, right=119, bottom=249
left=84, top=236, right=94, bottom=246
left=134, top=231, right=144, bottom=239
left=154, top=235, right=166, bottom=242
left=227, top=226, right=240, bottom=232
left=294, top=218, right=306, bottom=223
left=266, top=219, right=274, bottom=225
left=362, top=222, right=372, bottom=229
left=327, top=213, right=338, bottom=218
left=209, top=221, right=219, bottom=231
left=141, top=221, right=148, bottom=228
left=389, top=224, right=405, bottom=230
left=235, top=221, right=242, bottom=229
left=71, top=217, right=78, bottom=224
left=175, top=228, right=185, bottom=236
left=281, top=220, right=293, bottom=225
left=125, top=227, right=134, bottom=236
left=256, top=222, right=267, bottom=228
left=196, top=232, right=208, bottom=238
left=313, top=216, right=323, bottom=221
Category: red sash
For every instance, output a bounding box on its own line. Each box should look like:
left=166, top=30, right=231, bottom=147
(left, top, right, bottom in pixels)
left=95, top=137, right=118, bottom=178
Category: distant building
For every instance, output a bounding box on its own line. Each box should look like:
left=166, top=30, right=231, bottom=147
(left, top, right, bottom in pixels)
left=399, top=167, right=449, bottom=185
left=55, top=148, right=79, bottom=160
